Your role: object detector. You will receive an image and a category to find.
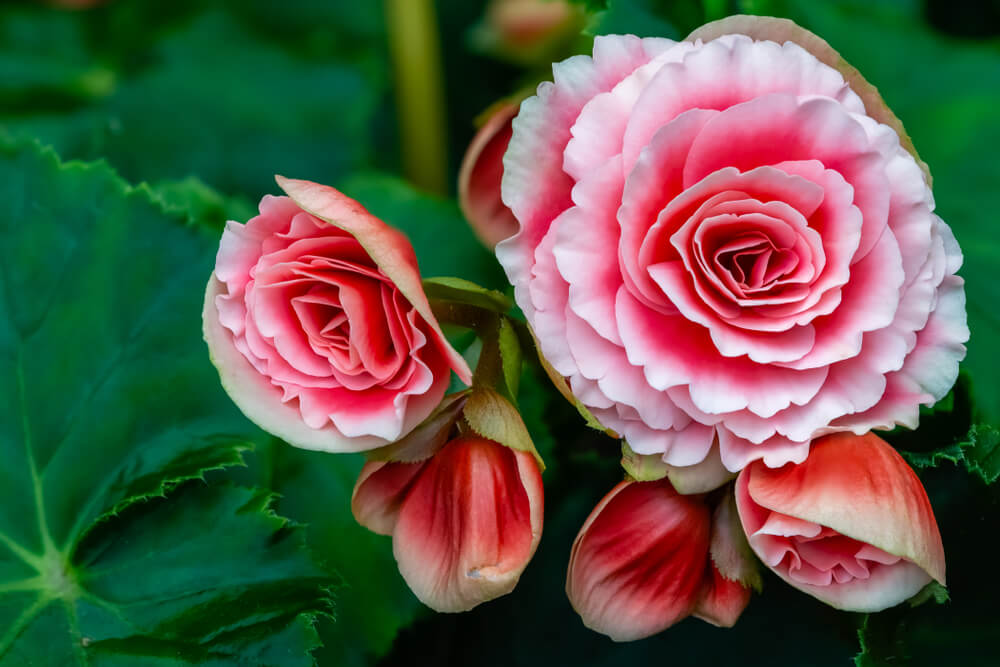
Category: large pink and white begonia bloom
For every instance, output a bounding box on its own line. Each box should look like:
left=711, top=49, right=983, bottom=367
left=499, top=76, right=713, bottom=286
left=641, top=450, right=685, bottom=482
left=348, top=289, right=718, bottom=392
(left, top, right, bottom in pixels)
left=203, top=177, right=472, bottom=453
left=735, top=431, right=945, bottom=611
left=496, top=18, right=968, bottom=472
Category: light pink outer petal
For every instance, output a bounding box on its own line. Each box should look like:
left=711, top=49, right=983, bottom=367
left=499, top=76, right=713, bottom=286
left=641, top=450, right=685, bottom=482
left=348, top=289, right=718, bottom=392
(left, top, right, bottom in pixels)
left=836, top=272, right=967, bottom=433
left=392, top=438, right=543, bottom=613
left=276, top=176, right=472, bottom=386
left=204, top=276, right=386, bottom=452
left=497, top=34, right=675, bottom=320
left=685, top=14, right=931, bottom=183
left=665, top=438, right=736, bottom=494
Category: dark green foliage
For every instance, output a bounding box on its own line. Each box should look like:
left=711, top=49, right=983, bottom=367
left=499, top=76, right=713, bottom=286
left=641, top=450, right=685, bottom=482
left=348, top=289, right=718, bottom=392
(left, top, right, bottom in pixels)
left=0, top=140, right=333, bottom=664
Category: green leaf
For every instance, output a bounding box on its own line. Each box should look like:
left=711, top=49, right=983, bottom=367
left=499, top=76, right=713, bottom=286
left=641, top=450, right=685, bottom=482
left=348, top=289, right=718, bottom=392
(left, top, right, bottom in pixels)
left=338, top=172, right=507, bottom=290
left=3, top=483, right=330, bottom=667
left=2, top=9, right=384, bottom=199
left=234, top=444, right=425, bottom=667
left=497, top=316, right=523, bottom=402
left=366, top=391, right=470, bottom=463
left=908, top=581, right=950, bottom=609
left=957, top=424, right=1000, bottom=485
left=620, top=441, right=669, bottom=482
left=894, top=417, right=1000, bottom=487
left=517, top=364, right=558, bottom=466
left=153, top=177, right=256, bottom=233
left=0, top=139, right=329, bottom=662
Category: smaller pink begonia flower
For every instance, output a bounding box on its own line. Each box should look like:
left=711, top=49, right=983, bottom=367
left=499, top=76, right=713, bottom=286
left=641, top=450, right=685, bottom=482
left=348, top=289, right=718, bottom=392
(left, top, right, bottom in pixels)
left=203, top=178, right=472, bottom=453
left=735, top=431, right=946, bottom=611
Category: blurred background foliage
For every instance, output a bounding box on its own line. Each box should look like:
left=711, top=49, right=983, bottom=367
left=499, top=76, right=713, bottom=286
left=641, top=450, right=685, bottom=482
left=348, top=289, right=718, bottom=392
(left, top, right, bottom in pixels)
left=1, top=0, right=998, bottom=665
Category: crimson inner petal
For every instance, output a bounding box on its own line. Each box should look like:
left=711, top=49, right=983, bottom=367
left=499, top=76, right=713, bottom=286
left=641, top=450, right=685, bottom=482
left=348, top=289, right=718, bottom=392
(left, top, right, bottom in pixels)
left=690, top=208, right=812, bottom=311
left=287, top=267, right=408, bottom=386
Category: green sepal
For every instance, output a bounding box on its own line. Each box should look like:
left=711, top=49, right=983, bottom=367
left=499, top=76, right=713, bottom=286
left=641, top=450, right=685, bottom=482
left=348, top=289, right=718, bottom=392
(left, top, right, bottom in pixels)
left=620, top=441, right=669, bottom=482
left=423, top=276, right=513, bottom=314
left=462, top=387, right=545, bottom=471
left=907, top=581, right=950, bottom=609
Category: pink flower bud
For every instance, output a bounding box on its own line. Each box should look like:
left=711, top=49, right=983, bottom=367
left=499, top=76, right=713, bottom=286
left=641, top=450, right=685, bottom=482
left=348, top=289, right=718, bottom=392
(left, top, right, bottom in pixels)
left=565, top=479, right=711, bottom=641
left=353, top=435, right=543, bottom=612
left=475, top=0, right=586, bottom=66
left=458, top=101, right=521, bottom=249
left=735, top=432, right=946, bottom=612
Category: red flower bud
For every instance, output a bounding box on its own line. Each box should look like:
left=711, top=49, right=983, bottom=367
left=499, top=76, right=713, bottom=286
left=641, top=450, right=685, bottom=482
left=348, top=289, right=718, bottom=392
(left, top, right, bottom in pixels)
left=567, top=479, right=758, bottom=641
left=566, top=479, right=710, bottom=641
left=353, top=435, right=543, bottom=612
left=458, top=101, right=521, bottom=249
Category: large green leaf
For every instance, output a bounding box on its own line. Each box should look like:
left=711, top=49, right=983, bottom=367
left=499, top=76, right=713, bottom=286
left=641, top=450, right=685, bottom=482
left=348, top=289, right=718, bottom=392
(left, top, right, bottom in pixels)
left=0, top=140, right=331, bottom=663
left=3, top=484, right=331, bottom=667
left=257, top=445, right=424, bottom=667
left=1, top=8, right=384, bottom=200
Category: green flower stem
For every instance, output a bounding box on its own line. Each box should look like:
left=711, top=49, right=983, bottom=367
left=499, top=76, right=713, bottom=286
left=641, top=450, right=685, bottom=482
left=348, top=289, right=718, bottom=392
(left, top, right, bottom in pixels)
left=385, top=0, right=448, bottom=195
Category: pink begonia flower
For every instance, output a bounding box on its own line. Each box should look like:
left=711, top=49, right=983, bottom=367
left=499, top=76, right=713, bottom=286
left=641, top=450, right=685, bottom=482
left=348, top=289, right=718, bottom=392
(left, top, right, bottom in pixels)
left=459, top=100, right=522, bottom=249
left=735, top=431, right=945, bottom=611
left=203, top=177, right=472, bottom=453
left=352, top=435, right=544, bottom=612
left=495, top=17, right=969, bottom=474
left=566, top=478, right=756, bottom=641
